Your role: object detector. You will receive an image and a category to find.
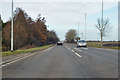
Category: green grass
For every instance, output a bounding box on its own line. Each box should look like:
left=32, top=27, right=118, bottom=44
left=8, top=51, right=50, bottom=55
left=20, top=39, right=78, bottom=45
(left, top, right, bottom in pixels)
left=87, top=42, right=120, bottom=50
left=87, top=42, right=102, bottom=48
left=0, top=45, right=54, bottom=57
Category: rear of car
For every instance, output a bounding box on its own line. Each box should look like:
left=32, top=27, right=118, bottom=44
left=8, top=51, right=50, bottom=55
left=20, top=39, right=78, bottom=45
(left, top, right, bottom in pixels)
left=57, top=41, right=63, bottom=45
left=77, top=40, right=87, bottom=47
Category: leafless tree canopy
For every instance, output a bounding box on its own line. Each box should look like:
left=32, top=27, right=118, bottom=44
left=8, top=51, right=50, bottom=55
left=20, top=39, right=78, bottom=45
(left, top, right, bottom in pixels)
left=96, top=18, right=112, bottom=37
left=95, top=18, right=112, bottom=46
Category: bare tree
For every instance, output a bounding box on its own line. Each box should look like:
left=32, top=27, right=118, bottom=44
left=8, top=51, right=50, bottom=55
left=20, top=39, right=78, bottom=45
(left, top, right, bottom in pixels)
left=95, top=18, right=112, bottom=47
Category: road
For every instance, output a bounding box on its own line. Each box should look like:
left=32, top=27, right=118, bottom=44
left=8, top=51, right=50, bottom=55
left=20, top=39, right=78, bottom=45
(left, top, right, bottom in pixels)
left=2, top=43, right=118, bottom=78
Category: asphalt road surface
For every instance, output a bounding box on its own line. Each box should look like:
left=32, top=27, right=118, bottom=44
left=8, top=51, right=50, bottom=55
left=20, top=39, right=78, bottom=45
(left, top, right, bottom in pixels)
left=2, top=43, right=118, bottom=78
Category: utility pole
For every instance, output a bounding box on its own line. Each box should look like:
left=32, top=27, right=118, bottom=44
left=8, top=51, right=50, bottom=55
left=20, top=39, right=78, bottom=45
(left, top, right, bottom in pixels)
left=81, top=33, right=83, bottom=40
left=11, top=0, right=13, bottom=52
left=85, top=13, right=86, bottom=41
left=78, top=21, right=79, bottom=37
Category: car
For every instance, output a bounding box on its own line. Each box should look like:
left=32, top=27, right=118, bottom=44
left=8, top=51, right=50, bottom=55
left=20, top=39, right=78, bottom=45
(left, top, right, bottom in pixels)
left=77, top=40, right=87, bottom=47
left=57, top=41, right=63, bottom=45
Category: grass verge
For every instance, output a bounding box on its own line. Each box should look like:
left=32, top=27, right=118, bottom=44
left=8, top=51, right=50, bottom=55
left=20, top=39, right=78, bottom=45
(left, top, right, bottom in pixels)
left=87, top=42, right=120, bottom=50
left=0, top=44, right=54, bottom=57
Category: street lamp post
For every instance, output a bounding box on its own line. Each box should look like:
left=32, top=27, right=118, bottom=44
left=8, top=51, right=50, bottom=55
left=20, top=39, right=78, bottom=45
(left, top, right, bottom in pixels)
left=85, top=13, right=86, bottom=41
left=81, top=33, right=83, bottom=40
left=78, top=13, right=87, bottom=41
left=11, top=0, right=13, bottom=52
left=78, top=21, right=79, bottom=37
left=102, top=0, right=103, bottom=25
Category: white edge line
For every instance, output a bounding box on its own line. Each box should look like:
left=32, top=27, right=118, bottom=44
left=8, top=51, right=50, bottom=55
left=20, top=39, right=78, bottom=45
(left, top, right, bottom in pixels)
left=1, top=46, right=55, bottom=67
left=0, top=53, right=28, bottom=65
left=2, top=52, right=35, bottom=67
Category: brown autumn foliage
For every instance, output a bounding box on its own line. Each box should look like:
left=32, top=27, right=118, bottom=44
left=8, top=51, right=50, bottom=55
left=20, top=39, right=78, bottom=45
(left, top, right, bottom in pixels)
left=2, top=8, right=58, bottom=51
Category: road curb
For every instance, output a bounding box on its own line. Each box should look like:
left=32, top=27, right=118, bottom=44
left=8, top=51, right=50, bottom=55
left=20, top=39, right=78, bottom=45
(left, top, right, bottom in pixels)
left=1, top=45, right=55, bottom=67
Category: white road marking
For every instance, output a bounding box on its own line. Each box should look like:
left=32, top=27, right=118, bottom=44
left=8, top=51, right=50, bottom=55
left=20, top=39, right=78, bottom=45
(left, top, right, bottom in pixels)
left=2, top=52, right=36, bottom=67
left=68, top=48, right=71, bottom=50
left=74, top=52, right=82, bottom=57
left=0, top=53, right=28, bottom=65
left=65, top=45, right=82, bottom=58
left=71, top=50, right=74, bottom=52
left=1, top=46, right=55, bottom=67
left=74, top=48, right=82, bottom=52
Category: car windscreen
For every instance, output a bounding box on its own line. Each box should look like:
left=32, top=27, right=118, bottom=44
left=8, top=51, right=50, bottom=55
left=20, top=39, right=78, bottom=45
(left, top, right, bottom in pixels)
left=58, top=41, right=62, bottom=43
left=78, top=40, right=85, bottom=43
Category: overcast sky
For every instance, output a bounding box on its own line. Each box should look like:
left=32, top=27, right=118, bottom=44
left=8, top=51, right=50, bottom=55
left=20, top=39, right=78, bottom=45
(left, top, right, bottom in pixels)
left=0, top=0, right=118, bottom=41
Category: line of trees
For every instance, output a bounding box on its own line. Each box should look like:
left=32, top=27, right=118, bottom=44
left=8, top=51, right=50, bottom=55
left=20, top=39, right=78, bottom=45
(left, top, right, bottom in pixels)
left=0, top=15, right=2, bottom=49
left=2, top=8, right=58, bottom=51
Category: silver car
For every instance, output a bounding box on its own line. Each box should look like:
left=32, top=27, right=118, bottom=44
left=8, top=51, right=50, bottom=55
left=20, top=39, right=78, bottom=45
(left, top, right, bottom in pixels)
left=77, top=40, right=87, bottom=47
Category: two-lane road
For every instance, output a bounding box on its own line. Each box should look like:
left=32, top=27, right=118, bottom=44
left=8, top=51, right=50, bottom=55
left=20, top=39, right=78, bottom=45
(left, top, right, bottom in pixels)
left=2, top=43, right=118, bottom=78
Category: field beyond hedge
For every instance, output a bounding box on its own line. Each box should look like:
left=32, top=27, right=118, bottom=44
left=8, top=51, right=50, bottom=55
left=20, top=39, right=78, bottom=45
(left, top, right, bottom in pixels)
left=87, top=41, right=120, bottom=49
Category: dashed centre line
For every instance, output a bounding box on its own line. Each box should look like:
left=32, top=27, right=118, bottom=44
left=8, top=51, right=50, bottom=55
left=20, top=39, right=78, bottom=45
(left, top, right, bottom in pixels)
left=71, top=50, right=74, bottom=52
left=75, top=52, right=82, bottom=57
left=65, top=45, right=82, bottom=58
left=74, top=48, right=82, bottom=52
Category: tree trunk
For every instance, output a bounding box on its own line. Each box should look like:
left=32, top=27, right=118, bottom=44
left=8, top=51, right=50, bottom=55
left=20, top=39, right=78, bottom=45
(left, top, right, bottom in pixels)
left=101, top=32, right=103, bottom=47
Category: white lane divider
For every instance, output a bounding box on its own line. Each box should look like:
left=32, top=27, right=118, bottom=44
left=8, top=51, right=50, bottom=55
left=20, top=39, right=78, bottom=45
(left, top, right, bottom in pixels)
left=65, top=46, right=82, bottom=58
left=74, top=52, right=82, bottom=57
left=1, top=46, right=55, bottom=67
left=71, top=50, right=74, bottom=52
left=68, top=48, right=71, bottom=50
left=74, top=48, right=82, bottom=52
